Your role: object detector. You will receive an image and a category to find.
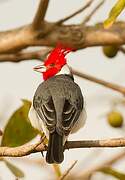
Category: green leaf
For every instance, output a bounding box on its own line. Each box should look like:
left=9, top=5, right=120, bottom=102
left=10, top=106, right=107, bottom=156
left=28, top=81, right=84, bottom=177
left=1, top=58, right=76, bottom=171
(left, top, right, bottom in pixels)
left=4, top=159, right=24, bottom=178
left=100, top=167, right=125, bottom=180
left=1, top=99, right=38, bottom=147
left=104, top=0, right=125, bottom=28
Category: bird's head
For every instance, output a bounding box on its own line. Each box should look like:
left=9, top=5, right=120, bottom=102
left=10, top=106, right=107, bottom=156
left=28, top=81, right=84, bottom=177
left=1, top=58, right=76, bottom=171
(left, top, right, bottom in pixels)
left=34, top=45, right=72, bottom=80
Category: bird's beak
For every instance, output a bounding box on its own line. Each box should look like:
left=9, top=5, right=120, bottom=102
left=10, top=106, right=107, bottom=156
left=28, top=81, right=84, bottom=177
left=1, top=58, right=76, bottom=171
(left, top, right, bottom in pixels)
left=33, top=64, right=47, bottom=73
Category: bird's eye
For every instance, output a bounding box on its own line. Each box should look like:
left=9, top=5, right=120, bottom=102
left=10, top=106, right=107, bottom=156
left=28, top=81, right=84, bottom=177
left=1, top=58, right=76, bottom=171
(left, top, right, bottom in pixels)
left=50, top=63, right=55, bottom=67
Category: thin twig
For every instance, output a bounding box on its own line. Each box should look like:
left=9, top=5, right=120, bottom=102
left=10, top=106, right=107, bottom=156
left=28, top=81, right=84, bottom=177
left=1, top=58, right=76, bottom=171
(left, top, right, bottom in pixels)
left=59, top=161, right=77, bottom=180
left=32, top=0, right=49, bottom=29
left=1, top=138, right=125, bottom=157
left=73, top=69, right=125, bottom=95
left=66, top=138, right=125, bottom=149
left=83, top=0, right=105, bottom=24
left=56, top=0, right=94, bottom=25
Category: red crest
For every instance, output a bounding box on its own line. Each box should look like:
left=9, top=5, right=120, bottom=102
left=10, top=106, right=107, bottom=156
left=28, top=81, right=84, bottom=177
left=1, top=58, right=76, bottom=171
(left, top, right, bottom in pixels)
left=43, top=45, right=72, bottom=80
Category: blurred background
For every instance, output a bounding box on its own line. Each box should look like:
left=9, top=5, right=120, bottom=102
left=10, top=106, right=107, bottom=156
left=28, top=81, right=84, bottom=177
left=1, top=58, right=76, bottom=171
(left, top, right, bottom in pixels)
left=0, top=0, right=125, bottom=179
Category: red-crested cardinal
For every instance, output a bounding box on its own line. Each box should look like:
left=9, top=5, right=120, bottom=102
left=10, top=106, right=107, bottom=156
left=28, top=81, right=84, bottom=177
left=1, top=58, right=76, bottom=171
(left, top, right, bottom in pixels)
left=29, top=46, right=86, bottom=164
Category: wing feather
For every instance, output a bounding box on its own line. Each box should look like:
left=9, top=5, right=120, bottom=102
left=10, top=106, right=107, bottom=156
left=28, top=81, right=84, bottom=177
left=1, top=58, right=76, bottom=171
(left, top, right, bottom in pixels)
left=34, top=97, right=56, bottom=132
left=43, top=103, right=54, bottom=112
left=61, top=99, right=81, bottom=135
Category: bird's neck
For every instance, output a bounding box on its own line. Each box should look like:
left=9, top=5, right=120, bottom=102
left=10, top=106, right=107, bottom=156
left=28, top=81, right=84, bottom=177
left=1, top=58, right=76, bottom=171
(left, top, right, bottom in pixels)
left=42, top=64, right=73, bottom=81
left=56, top=64, right=72, bottom=76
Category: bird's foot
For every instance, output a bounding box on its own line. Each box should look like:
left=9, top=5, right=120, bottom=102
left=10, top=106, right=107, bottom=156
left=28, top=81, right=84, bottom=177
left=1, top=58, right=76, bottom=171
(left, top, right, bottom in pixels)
left=65, top=141, right=69, bottom=151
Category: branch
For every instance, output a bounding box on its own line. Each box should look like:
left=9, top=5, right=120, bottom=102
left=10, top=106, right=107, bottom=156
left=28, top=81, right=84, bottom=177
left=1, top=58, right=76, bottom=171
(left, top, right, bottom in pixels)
left=59, top=161, right=77, bottom=180
left=73, top=69, right=125, bottom=95
left=56, top=0, right=94, bottom=25
left=1, top=21, right=125, bottom=54
left=66, top=138, right=125, bottom=149
left=83, top=0, right=105, bottom=24
left=1, top=138, right=125, bottom=157
left=32, top=0, right=49, bottom=29
left=0, top=141, right=42, bottom=157
left=0, top=48, right=52, bottom=62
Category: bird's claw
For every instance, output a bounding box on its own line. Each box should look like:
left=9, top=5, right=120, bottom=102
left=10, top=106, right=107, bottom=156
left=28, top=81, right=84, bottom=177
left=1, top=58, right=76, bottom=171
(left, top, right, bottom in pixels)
left=41, top=151, right=44, bottom=157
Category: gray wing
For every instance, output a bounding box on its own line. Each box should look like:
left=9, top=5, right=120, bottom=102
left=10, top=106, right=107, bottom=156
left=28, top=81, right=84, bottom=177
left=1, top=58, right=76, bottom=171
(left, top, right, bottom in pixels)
left=33, top=96, right=56, bottom=133
left=33, top=75, right=84, bottom=135
left=61, top=99, right=82, bottom=135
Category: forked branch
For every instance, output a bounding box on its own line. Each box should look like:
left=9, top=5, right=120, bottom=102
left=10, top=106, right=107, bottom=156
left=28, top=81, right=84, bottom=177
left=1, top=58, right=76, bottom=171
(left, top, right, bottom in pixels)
left=32, top=0, right=49, bottom=29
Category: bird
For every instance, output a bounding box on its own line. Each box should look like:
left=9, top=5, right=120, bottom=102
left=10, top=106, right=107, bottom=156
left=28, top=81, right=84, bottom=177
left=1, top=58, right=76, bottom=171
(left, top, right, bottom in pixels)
left=28, top=45, right=86, bottom=164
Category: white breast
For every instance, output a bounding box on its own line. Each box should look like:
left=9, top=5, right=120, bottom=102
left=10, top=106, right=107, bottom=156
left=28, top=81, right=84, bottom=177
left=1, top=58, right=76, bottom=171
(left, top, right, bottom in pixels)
left=71, top=108, right=86, bottom=134
left=28, top=104, right=49, bottom=138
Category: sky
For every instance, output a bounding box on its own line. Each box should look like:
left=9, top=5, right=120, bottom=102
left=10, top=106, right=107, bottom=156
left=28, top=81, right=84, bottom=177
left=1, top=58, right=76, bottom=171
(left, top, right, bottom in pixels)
left=0, top=0, right=125, bottom=180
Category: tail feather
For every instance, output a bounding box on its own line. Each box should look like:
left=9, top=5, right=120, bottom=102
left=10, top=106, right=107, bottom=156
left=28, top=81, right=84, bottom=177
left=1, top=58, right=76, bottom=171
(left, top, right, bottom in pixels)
left=46, top=133, right=54, bottom=164
left=46, top=131, right=64, bottom=164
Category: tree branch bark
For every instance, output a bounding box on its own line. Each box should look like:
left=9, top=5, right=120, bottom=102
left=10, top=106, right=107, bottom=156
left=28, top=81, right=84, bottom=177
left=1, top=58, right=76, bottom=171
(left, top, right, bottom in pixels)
left=1, top=138, right=125, bottom=157
left=0, top=21, right=125, bottom=54
left=0, top=48, right=52, bottom=62
left=32, top=0, right=49, bottom=29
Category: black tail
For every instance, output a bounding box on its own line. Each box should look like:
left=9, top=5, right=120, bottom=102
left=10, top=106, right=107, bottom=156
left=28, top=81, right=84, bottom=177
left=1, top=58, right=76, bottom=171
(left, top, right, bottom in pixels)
left=46, top=131, right=64, bottom=164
